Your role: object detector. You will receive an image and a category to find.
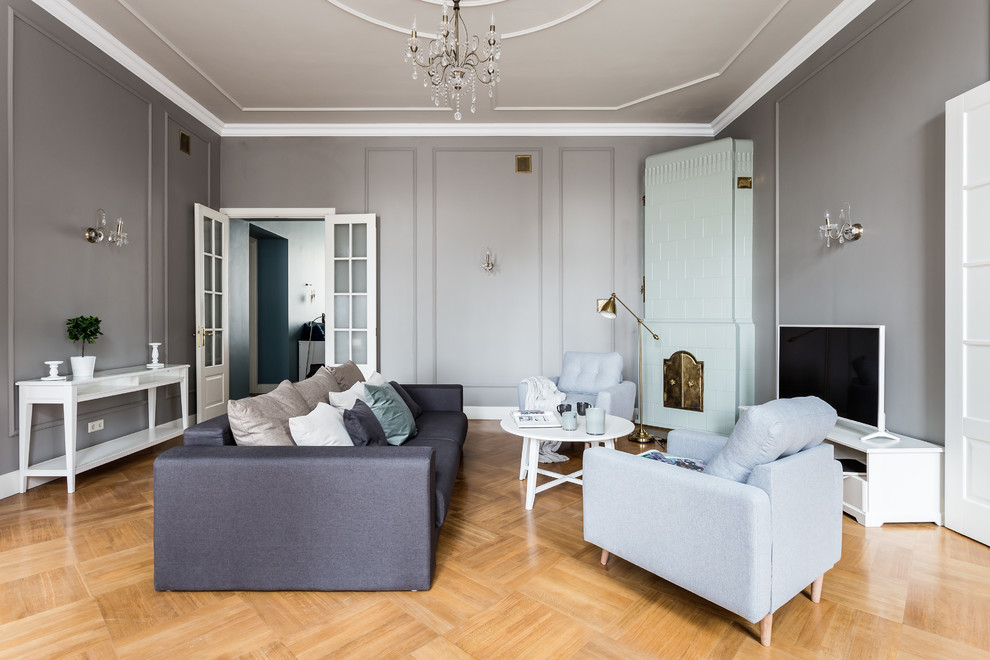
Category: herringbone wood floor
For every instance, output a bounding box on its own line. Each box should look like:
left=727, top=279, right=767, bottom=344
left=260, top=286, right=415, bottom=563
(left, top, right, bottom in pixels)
left=1, top=420, right=989, bottom=659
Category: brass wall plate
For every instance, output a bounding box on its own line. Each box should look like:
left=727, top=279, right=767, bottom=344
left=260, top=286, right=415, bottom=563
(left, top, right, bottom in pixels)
left=663, top=350, right=704, bottom=412
left=179, top=131, right=191, bottom=155
left=515, top=155, right=532, bottom=173
left=737, top=176, right=752, bottom=189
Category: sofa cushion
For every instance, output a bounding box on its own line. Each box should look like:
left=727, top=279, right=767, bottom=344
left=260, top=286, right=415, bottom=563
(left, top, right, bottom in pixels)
left=294, top=367, right=342, bottom=409
left=365, top=383, right=417, bottom=446
left=328, top=360, right=365, bottom=391
left=413, top=411, right=469, bottom=450
left=289, top=402, right=353, bottom=447
left=227, top=380, right=310, bottom=446
left=390, top=382, right=423, bottom=418
left=705, top=397, right=837, bottom=482
left=343, top=400, right=388, bottom=447
left=557, top=351, right=623, bottom=395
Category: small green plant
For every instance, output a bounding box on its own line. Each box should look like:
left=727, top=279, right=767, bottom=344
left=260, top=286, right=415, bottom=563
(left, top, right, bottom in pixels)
left=66, top=316, right=103, bottom=357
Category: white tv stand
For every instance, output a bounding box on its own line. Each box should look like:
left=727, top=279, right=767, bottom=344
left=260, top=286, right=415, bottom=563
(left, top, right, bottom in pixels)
left=826, top=422, right=943, bottom=527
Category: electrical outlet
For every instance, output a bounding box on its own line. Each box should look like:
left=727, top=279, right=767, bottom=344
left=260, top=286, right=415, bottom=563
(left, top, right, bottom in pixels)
left=88, top=419, right=104, bottom=433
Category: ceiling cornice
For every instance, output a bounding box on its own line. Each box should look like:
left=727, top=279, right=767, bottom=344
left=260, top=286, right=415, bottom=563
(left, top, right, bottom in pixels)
left=31, top=0, right=875, bottom=139
left=30, top=0, right=226, bottom=134
left=220, top=123, right=716, bottom=138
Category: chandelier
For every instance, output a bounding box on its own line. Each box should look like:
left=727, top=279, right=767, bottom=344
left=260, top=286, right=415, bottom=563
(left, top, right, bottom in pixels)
left=404, top=0, right=501, bottom=120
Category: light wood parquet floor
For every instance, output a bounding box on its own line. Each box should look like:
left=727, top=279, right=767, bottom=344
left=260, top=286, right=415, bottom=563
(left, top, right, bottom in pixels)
left=1, top=420, right=989, bottom=659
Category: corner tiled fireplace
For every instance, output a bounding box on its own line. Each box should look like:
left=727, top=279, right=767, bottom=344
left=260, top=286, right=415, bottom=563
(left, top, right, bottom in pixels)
left=641, top=139, right=755, bottom=435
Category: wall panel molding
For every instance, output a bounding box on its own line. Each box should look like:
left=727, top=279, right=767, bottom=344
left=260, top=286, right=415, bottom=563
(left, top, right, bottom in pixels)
left=432, top=147, right=543, bottom=389
left=7, top=9, right=153, bottom=438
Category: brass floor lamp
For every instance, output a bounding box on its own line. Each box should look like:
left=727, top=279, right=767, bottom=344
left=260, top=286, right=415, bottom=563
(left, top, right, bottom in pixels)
left=598, top=293, right=660, bottom=444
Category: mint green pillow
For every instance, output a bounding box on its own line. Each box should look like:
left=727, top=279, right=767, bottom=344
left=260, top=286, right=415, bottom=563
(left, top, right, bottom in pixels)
left=364, top=382, right=417, bottom=445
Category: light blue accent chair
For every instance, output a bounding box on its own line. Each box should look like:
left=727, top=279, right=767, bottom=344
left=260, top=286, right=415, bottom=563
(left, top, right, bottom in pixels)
left=583, top=397, right=842, bottom=647
left=517, top=351, right=636, bottom=421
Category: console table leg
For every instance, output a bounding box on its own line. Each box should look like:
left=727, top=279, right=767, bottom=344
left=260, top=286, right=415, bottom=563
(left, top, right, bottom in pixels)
left=148, top=386, right=158, bottom=431
left=18, top=400, right=32, bottom=493
left=63, top=394, right=77, bottom=494
left=180, top=373, right=189, bottom=428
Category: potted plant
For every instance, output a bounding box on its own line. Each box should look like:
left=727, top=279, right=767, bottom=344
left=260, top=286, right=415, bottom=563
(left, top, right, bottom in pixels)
left=66, top=315, right=103, bottom=379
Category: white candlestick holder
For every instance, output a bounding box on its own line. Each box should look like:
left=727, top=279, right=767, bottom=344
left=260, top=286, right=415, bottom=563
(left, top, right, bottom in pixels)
left=42, top=360, right=66, bottom=380
left=147, top=342, right=163, bottom=369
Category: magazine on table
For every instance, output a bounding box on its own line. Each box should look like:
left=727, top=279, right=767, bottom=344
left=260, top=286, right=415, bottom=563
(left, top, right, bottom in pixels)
left=511, top=410, right=561, bottom=428
left=639, top=449, right=707, bottom=472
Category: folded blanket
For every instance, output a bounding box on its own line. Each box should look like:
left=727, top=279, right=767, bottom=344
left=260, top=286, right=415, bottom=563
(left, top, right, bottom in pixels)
left=521, top=376, right=568, bottom=463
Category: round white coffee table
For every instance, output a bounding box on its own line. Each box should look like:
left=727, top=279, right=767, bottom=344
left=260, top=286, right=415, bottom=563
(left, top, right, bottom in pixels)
left=501, top=413, right=635, bottom=510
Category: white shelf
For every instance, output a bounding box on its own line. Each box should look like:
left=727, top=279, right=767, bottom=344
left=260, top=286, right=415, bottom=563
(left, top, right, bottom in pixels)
left=23, top=420, right=184, bottom=476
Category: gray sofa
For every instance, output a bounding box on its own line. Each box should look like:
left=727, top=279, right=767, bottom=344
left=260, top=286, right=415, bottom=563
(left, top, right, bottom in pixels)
left=153, top=384, right=467, bottom=592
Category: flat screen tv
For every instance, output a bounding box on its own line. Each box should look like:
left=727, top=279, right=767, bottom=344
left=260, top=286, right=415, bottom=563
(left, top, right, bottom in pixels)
left=777, top=325, right=896, bottom=442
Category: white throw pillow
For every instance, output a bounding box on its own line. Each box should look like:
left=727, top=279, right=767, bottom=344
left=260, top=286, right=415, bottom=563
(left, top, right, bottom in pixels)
left=328, top=380, right=367, bottom=410
left=366, top=371, right=387, bottom=386
left=289, top=402, right=354, bottom=446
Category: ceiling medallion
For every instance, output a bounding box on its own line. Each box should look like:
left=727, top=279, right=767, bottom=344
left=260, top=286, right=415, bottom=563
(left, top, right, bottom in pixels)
left=404, top=0, right=501, bottom=120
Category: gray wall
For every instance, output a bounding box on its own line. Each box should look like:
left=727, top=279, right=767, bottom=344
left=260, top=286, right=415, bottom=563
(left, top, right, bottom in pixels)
left=220, top=137, right=706, bottom=407
left=720, top=0, right=990, bottom=443
left=0, top=1, right=221, bottom=479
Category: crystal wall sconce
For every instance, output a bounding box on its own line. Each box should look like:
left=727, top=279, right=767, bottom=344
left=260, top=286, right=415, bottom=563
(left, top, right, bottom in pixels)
left=482, top=248, right=496, bottom=273
left=85, top=209, right=128, bottom=247
left=819, top=203, right=863, bottom=247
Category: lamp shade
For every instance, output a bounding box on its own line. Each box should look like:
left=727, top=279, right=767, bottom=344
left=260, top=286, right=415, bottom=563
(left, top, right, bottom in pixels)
left=597, top=296, right=617, bottom=319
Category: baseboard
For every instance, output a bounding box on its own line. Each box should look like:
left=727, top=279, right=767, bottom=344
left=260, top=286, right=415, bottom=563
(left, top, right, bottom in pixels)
left=465, top=406, right=514, bottom=420
left=0, top=470, right=56, bottom=501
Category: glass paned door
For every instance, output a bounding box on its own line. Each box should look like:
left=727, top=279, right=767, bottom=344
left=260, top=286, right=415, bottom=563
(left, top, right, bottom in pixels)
left=194, top=204, right=230, bottom=421
left=325, top=214, right=377, bottom=372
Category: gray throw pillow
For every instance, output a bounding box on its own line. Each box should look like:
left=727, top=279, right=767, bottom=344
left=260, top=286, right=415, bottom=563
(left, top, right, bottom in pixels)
left=365, top=382, right=417, bottom=445
left=705, top=396, right=837, bottom=483
left=294, top=366, right=342, bottom=409
left=227, top=380, right=310, bottom=446
left=343, top=399, right=388, bottom=447
left=328, top=360, right=365, bottom=391
left=389, top=381, right=423, bottom=418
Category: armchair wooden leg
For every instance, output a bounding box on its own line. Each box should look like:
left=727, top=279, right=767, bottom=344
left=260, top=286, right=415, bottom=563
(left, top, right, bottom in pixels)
left=600, top=549, right=610, bottom=567
left=811, top=574, right=824, bottom=603
left=760, top=613, right=772, bottom=647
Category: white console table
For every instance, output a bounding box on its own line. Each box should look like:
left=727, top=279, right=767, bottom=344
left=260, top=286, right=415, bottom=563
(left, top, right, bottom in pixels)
left=16, top=364, right=189, bottom=493
left=826, top=423, right=943, bottom=527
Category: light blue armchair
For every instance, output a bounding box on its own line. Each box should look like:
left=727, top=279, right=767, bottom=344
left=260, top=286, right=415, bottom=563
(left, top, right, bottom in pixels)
left=517, top=351, right=636, bottom=420
left=583, top=397, right=842, bottom=646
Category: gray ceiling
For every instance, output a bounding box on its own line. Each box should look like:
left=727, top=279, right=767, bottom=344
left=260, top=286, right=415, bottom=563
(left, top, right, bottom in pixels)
left=50, top=0, right=872, bottom=133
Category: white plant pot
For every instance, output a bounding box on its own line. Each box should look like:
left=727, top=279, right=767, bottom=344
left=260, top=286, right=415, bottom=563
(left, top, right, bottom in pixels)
left=70, top=356, right=96, bottom=380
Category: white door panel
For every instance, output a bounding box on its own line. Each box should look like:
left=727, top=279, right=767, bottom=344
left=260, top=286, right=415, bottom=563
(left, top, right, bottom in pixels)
left=945, top=80, right=990, bottom=546
left=194, top=203, right=231, bottom=421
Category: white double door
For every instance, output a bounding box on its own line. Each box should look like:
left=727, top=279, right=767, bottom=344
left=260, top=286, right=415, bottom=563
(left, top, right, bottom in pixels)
left=192, top=206, right=378, bottom=420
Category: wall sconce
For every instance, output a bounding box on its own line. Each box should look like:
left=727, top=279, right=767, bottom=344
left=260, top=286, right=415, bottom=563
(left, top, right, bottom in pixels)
left=304, top=283, right=316, bottom=303
left=819, top=203, right=863, bottom=247
left=85, top=209, right=128, bottom=247
left=482, top=248, right=496, bottom=273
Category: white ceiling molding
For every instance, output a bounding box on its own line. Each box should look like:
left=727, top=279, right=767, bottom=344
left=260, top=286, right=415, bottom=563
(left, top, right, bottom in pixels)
left=322, top=0, right=603, bottom=40
left=116, top=0, right=244, bottom=110
left=220, top=122, right=716, bottom=138
left=30, top=0, right=225, bottom=134
left=30, top=0, right=875, bottom=139
left=711, top=0, right=877, bottom=134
